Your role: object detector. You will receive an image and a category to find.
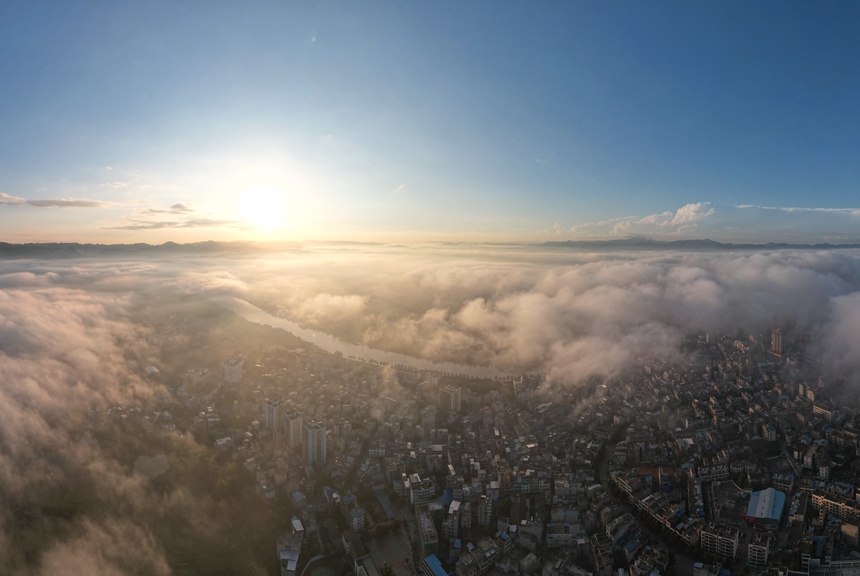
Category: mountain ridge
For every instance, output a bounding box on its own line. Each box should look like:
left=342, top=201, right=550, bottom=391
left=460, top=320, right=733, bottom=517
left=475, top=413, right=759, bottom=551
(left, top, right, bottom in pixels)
left=2, top=238, right=860, bottom=259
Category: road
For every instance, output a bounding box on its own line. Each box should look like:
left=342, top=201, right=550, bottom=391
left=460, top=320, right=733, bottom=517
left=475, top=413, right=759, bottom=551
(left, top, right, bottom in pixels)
left=597, top=435, right=698, bottom=575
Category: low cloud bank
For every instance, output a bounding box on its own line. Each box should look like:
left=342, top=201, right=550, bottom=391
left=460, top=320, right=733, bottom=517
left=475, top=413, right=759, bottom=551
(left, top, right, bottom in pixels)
left=4, top=243, right=860, bottom=569
left=210, top=247, right=860, bottom=385
left=7, top=244, right=860, bottom=385
left=0, top=285, right=172, bottom=572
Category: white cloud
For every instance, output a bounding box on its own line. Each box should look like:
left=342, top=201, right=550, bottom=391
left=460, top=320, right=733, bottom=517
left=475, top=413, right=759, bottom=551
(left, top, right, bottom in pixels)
left=52, top=244, right=850, bottom=387
left=0, top=193, right=109, bottom=208
left=567, top=203, right=860, bottom=243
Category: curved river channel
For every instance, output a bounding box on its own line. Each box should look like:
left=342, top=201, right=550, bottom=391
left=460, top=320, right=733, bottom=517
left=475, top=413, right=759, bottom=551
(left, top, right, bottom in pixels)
left=212, top=296, right=510, bottom=379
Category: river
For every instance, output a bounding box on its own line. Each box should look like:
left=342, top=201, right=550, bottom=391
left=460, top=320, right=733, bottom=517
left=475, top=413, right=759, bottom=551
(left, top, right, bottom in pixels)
left=212, top=296, right=509, bottom=379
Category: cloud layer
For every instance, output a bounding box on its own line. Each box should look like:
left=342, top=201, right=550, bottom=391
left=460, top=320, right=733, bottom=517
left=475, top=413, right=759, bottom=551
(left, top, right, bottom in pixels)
left=0, top=284, right=171, bottom=572
left=273, top=246, right=859, bottom=387
left=4, top=243, right=860, bottom=571
left=0, top=269, right=273, bottom=574
left=6, top=245, right=860, bottom=385
left=9, top=243, right=848, bottom=386
left=566, top=203, right=860, bottom=244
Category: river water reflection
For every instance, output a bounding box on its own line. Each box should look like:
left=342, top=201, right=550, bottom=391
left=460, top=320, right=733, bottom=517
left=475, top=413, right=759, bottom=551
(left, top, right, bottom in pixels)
left=213, top=296, right=508, bottom=379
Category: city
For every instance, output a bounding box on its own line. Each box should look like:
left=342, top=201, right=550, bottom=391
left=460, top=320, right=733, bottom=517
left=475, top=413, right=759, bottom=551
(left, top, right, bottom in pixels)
left=102, top=295, right=860, bottom=576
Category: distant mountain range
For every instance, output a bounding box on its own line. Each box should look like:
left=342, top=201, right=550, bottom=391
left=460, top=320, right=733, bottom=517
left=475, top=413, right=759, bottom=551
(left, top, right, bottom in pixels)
left=1, top=238, right=859, bottom=259
left=540, top=238, right=860, bottom=251
left=0, top=241, right=277, bottom=259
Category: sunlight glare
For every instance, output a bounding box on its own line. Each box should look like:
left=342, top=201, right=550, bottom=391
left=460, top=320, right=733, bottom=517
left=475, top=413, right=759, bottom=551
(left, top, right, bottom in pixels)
left=241, top=185, right=287, bottom=232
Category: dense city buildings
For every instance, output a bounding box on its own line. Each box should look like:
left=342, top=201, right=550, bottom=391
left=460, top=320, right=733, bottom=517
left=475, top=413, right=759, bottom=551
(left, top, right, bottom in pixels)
left=121, top=318, right=860, bottom=575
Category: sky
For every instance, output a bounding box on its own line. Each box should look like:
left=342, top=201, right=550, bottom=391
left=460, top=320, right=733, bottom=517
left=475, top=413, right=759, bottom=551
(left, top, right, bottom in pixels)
left=2, top=1, right=860, bottom=244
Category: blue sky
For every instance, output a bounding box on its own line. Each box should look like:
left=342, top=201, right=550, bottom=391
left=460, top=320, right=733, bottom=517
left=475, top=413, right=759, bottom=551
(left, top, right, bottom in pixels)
left=2, top=1, right=860, bottom=243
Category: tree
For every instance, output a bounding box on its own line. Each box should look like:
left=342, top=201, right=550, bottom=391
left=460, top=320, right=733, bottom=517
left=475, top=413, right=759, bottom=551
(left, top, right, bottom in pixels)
left=379, top=564, right=394, bottom=576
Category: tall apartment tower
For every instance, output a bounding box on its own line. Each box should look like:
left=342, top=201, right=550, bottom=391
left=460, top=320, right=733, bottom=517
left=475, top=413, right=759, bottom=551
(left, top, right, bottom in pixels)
left=302, top=420, right=327, bottom=465
left=771, top=329, right=784, bottom=356
left=265, top=399, right=282, bottom=431
left=224, top=358, right=243, bottom=385
left=440, top=385, right=462, bottom=413
left=284, top=410, right=303, bottom=448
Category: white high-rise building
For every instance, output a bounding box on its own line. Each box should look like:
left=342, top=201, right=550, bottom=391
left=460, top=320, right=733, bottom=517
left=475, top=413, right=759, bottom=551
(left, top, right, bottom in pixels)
left=440, top=386, right=461, bottom=413
left=302, top=420, right=327, bottom=465
left=771, top=329, right=784, bottom=356
left=265, top=399, right=282, bottom=431
left=224, top=358, right=243, bottom=385
left=284, top=410, right=303, bottom=448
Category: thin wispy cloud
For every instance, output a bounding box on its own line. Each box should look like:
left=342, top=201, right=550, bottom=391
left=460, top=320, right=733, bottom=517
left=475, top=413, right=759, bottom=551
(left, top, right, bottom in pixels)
left=142, top=203, right=194, bottom=215
left=178, top=217, right=241, bottom=228
left=107, top=217, right=240, bottom=230
left=540, top=222, right=565, bottom=236
left=107, top=202, right=241, bottom=231
left=567, top=203, right=860, bottom=244
left=534, top=152, right=555, bottom=165
left=170, top=203, right=192, bottom=213
left=0, top=193, right=109, bottom=208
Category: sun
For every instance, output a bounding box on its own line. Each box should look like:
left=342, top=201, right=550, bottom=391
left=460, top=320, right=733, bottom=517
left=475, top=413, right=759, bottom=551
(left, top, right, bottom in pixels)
left=241, top=185, right=287, bottom=232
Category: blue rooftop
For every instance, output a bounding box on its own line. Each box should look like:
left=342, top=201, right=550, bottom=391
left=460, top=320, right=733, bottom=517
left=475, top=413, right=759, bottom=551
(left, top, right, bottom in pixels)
left=375, top=490, right=395, bottom=520
left=423, top=554, right=448, bottom=576
left=441, top=488, right=454, bottom=506
left=746, top=487, right=786, bottom=521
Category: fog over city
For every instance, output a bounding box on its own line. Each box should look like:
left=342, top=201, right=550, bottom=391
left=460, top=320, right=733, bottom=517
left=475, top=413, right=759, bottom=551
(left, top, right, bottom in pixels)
left=2, top=243, right=860, bottom=572
left=6, top=243, right=860, bottom=380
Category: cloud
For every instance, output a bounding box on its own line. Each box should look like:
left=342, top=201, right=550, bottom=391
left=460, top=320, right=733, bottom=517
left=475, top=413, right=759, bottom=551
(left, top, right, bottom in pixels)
left=109, top=202, right=244, bottom=230
left=0, top=282, right=172, bottom=570
left=0, top=193, right=28, bottom=205
left=534, top=151, right=555, bottom=165
left=142, top=203, right=195, bottom=215
left=108, top=217, right=240, bottom=230
left=7, top=244, right=860, bottom=570
left=37, top=519, right=171, bottom=576
left=12, top=246, right=860, bottom=387
left=818, top=292, right=860, bottom=382
left=26, top=199, right=109, bottom=208
left=540, top=222, right=565, bottom=236
left=178, top=217, right=241, bottom=228
left=43, top=244, right=840, bottom=390
left=567, top=203, right=860, bottom=244
left=0, top=193, right=108, bottom=208
left=0, top=265, right=283, bottom=573
left=295, top=293, right=367, bottom=323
